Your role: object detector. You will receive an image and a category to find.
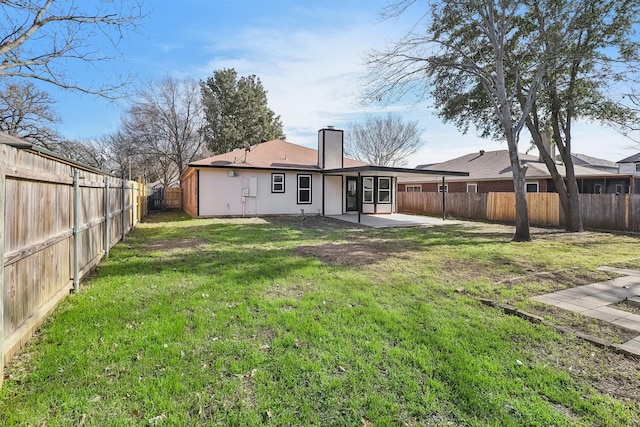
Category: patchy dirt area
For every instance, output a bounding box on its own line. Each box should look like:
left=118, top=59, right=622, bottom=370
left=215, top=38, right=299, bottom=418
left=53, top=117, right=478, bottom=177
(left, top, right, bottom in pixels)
left=296, top=237, right=420, bottom=267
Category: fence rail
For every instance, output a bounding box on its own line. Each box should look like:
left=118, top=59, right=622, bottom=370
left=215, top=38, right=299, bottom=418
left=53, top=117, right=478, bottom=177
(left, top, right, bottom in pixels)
left=398, top=191, right=640, bottom=231
left=0, top=143, right=149, bottom=387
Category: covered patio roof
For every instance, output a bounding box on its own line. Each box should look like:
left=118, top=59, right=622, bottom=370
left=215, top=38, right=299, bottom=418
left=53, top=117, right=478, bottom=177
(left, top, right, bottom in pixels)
left=322, top=165, right=469, bottom=178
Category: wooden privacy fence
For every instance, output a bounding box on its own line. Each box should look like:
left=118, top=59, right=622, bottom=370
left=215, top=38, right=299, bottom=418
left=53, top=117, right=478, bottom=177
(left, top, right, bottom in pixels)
left=398, top=191, right=640, bottom=232
left=0, top=142, right=149, bottom=387
left=165, top=188, right=182, bottom=209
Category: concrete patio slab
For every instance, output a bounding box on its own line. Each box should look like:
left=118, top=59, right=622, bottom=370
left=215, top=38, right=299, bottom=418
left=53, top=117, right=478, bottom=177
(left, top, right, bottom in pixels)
left=582, top=309, right=624, bottom=323
left=598, top=266, right=640, bottom=277
left=530, top=267, right=640, bottom=356
left=612, top=317, right=640, bottom=332
left=617, top=338, right=640, bottom=355
left=329, top=213, right=460, bottom=228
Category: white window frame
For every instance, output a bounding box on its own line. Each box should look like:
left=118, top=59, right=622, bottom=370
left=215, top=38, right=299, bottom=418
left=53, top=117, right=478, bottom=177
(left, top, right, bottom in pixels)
left=525, top=182, right=539, bottom=193
left=438, top=184, right=448, bottom=193
left=363, top=177, right=374, bottom=203
left=615, top=184, right=624, bottom=194
left=271, top=173, right=285, bottom=193
left=297, top=174, right=312, bottom=204
left=405, top=185, right=422, bottom=192
left=377, top=177, right=391, bottom=203
left=467, top=183, right=478, bottom=193
left=636, top=163, right=640, bottom=172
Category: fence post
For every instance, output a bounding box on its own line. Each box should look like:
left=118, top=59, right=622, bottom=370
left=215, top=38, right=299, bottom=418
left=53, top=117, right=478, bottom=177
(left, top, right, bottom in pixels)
left=137, top=177, right=142, bottom=222
left=105, top=176, right=110, bottom=258
left=121, top=179, right=126, bottom=242
left=0, top=155, right=6, bottom=388
left=73, top=169, right=80, bottom=293
left=441, top=177, right=446, bottom=220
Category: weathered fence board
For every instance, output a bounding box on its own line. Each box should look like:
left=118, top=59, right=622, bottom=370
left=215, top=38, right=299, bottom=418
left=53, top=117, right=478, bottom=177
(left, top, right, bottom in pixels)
left=1, top=142, right=149, bottom=382
left=0, top=154, right=5, bottom=388
left=399, top=191, right=638, bottom=231
left=631, top=195, right=640, bottom=232
left=165, top=188, right=182, bottom=209
left=579, top=194, right=628, bottom=231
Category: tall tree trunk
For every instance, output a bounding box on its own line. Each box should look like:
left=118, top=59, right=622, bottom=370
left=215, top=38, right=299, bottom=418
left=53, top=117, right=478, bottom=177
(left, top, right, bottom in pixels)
left=556, top=140, right=583, bottom=232
left=525, top=121, right=584, bottom=232
left=510, top=158, right=531, bottom=242
left=504, top=128, right=531, bottom=242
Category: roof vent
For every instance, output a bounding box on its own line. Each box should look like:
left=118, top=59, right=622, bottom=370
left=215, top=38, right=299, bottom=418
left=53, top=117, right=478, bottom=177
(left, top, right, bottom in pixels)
left=327, top=125, right=334, bottom=129
left=479, top=150, right=485, bottom=156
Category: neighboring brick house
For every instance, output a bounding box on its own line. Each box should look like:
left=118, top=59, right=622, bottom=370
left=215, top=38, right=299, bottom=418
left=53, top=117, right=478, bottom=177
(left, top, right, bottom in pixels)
left=399, top=150, right=638, bottom=194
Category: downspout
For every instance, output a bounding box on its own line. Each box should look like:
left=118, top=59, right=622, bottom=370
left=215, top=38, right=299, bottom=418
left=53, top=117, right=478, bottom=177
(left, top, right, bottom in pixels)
left=73, top=168, right=80, bottom=293
left=196, top=170, right=200, bottom=217
left=322, top=174, right=325, bottom=216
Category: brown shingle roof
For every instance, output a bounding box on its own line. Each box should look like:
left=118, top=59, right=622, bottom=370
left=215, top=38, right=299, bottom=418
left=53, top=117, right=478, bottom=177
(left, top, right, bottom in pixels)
left=189, top=139, right=366, bottom=170
left=618, top=152, right=640, bottom=163
left=402, top=149, right=615, bottom=183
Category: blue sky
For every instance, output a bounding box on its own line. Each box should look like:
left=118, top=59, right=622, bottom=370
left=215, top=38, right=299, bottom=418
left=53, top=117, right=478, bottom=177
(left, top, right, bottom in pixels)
left=49, top=0, right=638, bottom=166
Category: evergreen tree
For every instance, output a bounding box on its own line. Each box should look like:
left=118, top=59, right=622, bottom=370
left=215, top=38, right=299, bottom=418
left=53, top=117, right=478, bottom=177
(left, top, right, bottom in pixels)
left=200, top=68, right=285, bottom=154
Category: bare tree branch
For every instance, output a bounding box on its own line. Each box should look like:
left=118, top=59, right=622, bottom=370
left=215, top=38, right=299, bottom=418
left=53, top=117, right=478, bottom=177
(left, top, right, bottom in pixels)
left=344, top=113, right=424, bottom=167
left=0, top=0, right=145, bottom=98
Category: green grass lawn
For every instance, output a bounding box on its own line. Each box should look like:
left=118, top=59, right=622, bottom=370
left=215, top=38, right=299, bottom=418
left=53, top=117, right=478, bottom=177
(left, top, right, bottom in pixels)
left=1, top=212, right=639, bottom=426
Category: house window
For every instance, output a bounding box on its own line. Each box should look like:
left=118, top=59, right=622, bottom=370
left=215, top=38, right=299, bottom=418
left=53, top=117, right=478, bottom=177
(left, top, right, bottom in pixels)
left=526, top=182, right=539, bottom=193
left=363, top=177, right=374, bottom=203
left=297, top=174, right=311, bottom=204
left=438, top=184, right=448, bottom=193
left=594, top=184, right=602, bottom=194
left=636, top=163, right=640, bottom=172
left=378, top=177, right=391, bottom=203
left=467, top=183, right=478, bottom=193
left=615, top=184, right=624, bottom=194
left=271, top=173, right=285, bottom=193
left=405, top=185, right=422, bottom=192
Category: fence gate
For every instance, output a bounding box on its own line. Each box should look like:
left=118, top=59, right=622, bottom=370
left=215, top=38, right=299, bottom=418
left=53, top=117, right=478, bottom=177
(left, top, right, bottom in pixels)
left=149, top=187, right=165, bottom=210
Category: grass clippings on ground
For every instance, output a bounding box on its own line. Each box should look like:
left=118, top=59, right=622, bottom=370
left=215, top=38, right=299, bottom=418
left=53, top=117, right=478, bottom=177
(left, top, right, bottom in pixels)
left=1, top=211, right=639, bottom=426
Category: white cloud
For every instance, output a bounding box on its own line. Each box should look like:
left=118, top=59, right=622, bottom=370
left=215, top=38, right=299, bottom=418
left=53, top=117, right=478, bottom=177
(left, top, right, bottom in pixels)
left=192, top=6, right=639, bottom=164
left=194, top=13, right=408, bottom=147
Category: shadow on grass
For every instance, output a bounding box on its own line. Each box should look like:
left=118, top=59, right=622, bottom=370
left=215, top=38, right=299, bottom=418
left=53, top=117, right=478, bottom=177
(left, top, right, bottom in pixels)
left=141, top=210, right=193, bottom=224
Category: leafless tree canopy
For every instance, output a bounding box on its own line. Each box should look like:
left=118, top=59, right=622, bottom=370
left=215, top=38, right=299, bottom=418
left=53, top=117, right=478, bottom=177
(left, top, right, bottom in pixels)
left=344, top=113, right=423, bottom=167
left=0, top=80, right=60, bottom=146
left=365, top=0, right=544, bottom=241
left=0, top=0, right=145, bottom=97
left=107, top=76, right=205, bottom=185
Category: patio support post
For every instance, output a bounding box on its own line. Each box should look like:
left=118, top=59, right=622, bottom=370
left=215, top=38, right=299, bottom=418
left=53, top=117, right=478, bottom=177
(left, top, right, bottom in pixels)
left=442, top=176, right=446, bottom=220
left=357, top=172, right=361, bottom=224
